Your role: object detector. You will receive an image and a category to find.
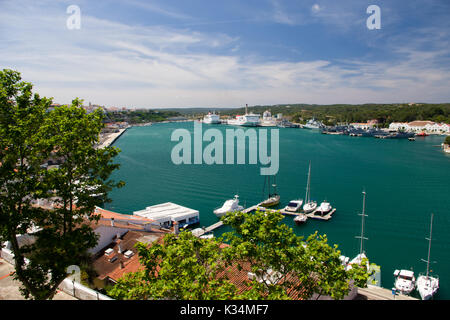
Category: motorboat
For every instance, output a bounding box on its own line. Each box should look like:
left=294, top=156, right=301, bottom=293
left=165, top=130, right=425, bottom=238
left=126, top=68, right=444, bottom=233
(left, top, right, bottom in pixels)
left=394, top=269, right=416, bottom=295
left=213, top=195, right=244, bottom=218
left=203, top=112, right=221, bottom=124
left=314, top=201, right=332, bottom=216
left=416, top=213, right=439, bottom=300
left=293, top=214, right=307, bottom=225
left=302, top=161, right=317, bottom=213
left=284, top=200, right=303, bottom=212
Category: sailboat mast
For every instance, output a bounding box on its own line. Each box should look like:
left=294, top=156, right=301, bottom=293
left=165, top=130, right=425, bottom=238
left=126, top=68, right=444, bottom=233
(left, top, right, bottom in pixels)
left=425, top=213, right=434, bottom=279
left=356, top=190, right=368, bottom=256
left=305, top=161, right=311, bottom=203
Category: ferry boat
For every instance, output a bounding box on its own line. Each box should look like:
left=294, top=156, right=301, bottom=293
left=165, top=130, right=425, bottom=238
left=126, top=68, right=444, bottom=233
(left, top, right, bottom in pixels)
left=416, top=213, right=439, bottom=300
left=203, top=112, right=221, bottom=124
left=213, top=195, right=244, bottom=218
left=227, top=104, right=260, bottom=127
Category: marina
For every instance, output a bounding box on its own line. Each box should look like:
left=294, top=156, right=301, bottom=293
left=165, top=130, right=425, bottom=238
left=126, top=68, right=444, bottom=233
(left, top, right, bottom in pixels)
left=106, top=122, right=450, bottom=300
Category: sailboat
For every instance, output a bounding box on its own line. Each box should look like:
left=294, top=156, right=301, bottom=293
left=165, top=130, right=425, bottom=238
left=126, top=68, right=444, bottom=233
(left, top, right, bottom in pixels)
left=302, top=161, right=317, bottom=213
left=347, top=191, right=370, bottom=270
left=259, top=175, right=280, bottom=207
left=345, top=190, right=381, bottom=287
left=416, top=213, right=439, bottom=300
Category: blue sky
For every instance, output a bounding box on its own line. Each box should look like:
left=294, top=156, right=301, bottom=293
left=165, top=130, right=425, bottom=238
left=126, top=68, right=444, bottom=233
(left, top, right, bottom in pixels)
left=1, top=0, right=450, bottom=108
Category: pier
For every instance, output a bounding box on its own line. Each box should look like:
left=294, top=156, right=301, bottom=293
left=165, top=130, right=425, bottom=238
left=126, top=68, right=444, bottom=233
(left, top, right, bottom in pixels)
left=194, top=204, right=336, bottom=237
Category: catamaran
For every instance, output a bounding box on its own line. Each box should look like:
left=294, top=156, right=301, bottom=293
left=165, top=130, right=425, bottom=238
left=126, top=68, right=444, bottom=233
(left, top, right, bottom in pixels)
left=416, top=213, right=439, bottom=300
left=302, top=161, right=317, bottom=213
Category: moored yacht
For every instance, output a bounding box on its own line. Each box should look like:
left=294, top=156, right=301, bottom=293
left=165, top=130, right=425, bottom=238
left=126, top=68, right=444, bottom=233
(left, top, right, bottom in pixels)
left=416, top=213, right=439, bottom=300
left=314, top=201, right=332, bottom=216
left=284, top=200, right=303, bottom=213
left=213, top=195, right=244, bottom=217
left=293, top=214, right=307, bottom=225
left=302, top=161, right=317, bottom=213
left=394, top=269, right=416, bottom=295
left=259, top=175, right=280, bottom=207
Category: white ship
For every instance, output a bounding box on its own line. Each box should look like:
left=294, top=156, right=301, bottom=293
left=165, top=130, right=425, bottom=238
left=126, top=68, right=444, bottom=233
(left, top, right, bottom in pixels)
left=227, top=104, right=260, bottom=127
left=203, top=112, right=221, bottom=124
left=303, top=118, right=324, bottom=130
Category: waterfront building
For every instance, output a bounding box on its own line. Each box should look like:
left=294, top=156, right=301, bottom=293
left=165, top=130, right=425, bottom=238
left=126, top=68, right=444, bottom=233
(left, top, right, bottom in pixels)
left=350, top=122, right=375, bottom=130
left=389, top=121, right=450, bottom=134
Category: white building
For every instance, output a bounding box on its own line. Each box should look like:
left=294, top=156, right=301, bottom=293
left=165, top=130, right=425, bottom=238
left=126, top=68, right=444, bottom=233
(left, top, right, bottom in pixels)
left=134, top=202, right=200, bottom=228
left=389, top=121, right=450, bottom=134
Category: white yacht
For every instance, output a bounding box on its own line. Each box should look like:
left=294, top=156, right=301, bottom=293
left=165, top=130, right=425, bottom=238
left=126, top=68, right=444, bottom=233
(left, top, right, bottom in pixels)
left=203, top=112, right=221, bottom=124
left=416, top=213, right=439, bottom=300
left=394, top=269, right=416, bottom=295
left=315, top=201, right=332, bottom=216
left=284, top=200, right=303, bottom=213
left=302, top=161, right=317, bottom=213
left=293, top=214, right=307, bottom=225
left=213, top=195, right=244, bottom=218
left=227, top=104, right=260, bottom=127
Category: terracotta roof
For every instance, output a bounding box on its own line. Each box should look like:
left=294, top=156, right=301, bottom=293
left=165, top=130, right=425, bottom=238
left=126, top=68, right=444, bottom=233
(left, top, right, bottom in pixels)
left=93, top=229, right=165, bottom=282
left=408, top=121, right=435, bottom=126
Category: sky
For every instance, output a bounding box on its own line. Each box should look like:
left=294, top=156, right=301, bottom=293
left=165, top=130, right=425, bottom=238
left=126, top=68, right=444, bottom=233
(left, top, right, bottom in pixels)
left=1, top=0, right=450, bottom=108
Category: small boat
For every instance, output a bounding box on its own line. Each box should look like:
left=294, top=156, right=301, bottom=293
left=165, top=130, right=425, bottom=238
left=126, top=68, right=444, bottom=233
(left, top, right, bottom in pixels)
left=314, top=201, right=332, bottom=216
left=416, top=213, right=439, bottom=300
left=408, top=137, right=416, bottom=141
left=394, top=269, right=416, bottom=295
left=259, top=175, right=280, bottom=207
left=284, top=200, right=303, bottom=212
left=302, top=161, right=317, bottom=213
left=293, top=214, right=307, bottom=225
left=213, top=195, right=244, bottom=217
left=199, top=232, right=214, bottom=239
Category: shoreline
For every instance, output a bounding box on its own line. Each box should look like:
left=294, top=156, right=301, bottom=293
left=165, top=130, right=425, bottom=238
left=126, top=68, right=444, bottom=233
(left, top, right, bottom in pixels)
left=97, top=127, right=129, bottom=149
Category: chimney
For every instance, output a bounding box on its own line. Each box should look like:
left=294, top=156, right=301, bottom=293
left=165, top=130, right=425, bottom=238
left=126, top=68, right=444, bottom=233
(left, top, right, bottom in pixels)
left=111, top=218, right=115, bottom=227
left=173, top=221, right=179, bottom=235
left=117, top=241, right=123, bottom=254
left=119, top=260, right=124, bottom=269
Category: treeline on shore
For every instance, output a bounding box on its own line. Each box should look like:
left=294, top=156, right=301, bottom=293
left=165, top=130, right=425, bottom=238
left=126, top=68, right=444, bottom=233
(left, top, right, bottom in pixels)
left=104, top=109, right=181, bottom=124
left=219, top=103, right=450, bottom=126
left=102, top=103, right=450, bottom=127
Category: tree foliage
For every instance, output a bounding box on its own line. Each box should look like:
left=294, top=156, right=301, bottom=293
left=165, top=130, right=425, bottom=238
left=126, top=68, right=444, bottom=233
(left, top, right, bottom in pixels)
left=0, top=69, right=123, bottom=299
left=109, top=210, right=369, bottom=300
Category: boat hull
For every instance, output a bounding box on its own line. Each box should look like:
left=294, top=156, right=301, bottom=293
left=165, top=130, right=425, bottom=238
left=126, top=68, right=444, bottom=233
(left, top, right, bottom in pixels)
left=259, top=195, right=280, bottom=207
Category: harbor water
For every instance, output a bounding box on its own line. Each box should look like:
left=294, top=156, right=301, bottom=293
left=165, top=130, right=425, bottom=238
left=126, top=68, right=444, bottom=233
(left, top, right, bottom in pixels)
left=105, top=122, right=450, bottom=300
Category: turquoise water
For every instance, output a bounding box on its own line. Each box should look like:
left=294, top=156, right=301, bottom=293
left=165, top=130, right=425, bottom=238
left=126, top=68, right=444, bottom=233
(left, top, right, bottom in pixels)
left=105, top=122, right=450, bottom=300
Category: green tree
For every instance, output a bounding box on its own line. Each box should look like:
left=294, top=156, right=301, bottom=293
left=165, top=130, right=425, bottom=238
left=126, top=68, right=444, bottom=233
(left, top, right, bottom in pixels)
left=444, top=135, right=450, bottom=145
left=109, top=210, right=369, bottom=300
left=221, top=209, right=364, bottom=300
left=0, top=69, right=123, bottom=299
left=108, top=231, right=238, bottom=300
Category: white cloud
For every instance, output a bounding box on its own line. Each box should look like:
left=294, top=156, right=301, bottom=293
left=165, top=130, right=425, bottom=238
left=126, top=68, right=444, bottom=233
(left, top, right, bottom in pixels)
left=311, top=4, right=321, bottom=13
left=1, top=1, right=450, bottom=107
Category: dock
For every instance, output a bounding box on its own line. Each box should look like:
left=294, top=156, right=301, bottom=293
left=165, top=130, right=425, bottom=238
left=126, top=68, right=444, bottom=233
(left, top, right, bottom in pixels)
left=193, top=204, right=337, bottom=237
left=356, top=285, right=418, bottom=300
